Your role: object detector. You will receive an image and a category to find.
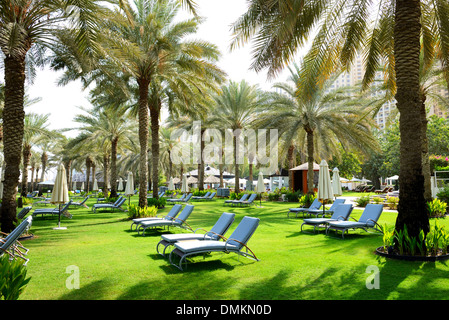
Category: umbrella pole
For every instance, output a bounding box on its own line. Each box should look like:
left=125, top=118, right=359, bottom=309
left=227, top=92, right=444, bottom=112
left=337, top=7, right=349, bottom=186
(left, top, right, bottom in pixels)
left=58, top=204, right=61, bottom=228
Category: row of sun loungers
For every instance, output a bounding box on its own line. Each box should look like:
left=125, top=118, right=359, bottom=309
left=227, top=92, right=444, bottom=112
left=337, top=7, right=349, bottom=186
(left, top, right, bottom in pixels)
left=129, top=202, right=260, bottom=271
left=223, top=193, right=257, bottom=207
left=0, top=216, right=33, bottom=265
left=288, top=199, right=384, bottom=239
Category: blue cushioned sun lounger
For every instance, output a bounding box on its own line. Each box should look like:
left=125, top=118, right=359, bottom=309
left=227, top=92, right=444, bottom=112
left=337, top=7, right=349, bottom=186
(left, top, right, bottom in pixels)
left=301, top=204, right=353, bottom=233
left=169, top=216, right=260, bottom=271
left=130, top=204, right=182, bottom=231
left=288, top=198, right=322, bottom=218
left=156, top=212, right=236, bottom=257
left=92, top=197, right=126, bottom=213
left=0, top=216, right=33, bottom=265
left=137, top=205, right=194, bottom=236
left=224, top=193, right=248, bottom=206
left=305, top=198, right=346, bottom=218
left=325, top=204, right=384, bottom=239
left=32, top=201, right=72, bottom=218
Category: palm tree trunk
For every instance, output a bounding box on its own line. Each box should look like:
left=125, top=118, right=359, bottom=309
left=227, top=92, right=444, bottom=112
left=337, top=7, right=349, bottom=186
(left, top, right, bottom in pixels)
left=234, top=131, right=240, bottom=193
left=305, top=127, right=314, bottom=195
left=85, top=156, right=91, bottom=194
left=103, top=154, right=110, bottom=195
left=394, top=0, right=430, bottom=238
left=21, top=144, right=32, bottom=197
left=287, top=144, right=295, bottom=191
left=198, top=129, right=205, bottom=191
left=39, top=151, right=48, bottom=196
left=110, top=137, right=118, bottom=198
left=150, top=103, right=160, bottom=199
left=1, top=55, right=26, bottom=233
left=138, top=79, right=149, bottom=207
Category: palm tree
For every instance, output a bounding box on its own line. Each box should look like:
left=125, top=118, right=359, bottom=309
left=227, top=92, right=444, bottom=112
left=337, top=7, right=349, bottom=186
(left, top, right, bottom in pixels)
left=210, top=80, right=267, bottom=193
left=21, top=113, right=55, bottom=196
left=230, top=0, right=449, bottom=239
left=71, top=105, right=135, bottom=198
left=0, top=0, right=107, bottom=232
left=257, top=64, right=379, bottom=194
left=92, top=0, right=225, bottom=205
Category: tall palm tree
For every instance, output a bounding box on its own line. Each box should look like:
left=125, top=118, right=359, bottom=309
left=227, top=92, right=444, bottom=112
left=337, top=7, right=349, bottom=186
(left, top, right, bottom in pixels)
left=257, top=64, right=379, bottom=194
left=93, top=0, right=225, bottom=205
left=0, top=0, right=108, bottom=232
left=230, top=0, right=449, bottom=239
left=21, top=113, right=55, bottom=196
left=210, top=80, right=267, bottom=193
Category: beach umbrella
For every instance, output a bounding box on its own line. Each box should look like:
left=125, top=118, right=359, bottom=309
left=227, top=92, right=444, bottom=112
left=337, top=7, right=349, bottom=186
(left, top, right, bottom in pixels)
left=72, top=181, right=76, bottom=191
left=181, top=175, right=189, bottom=193
left=93, top=179, right=98, bottom=191
left=81, top=182, right=84, bottom=191
left=317, top=160, right=333, bottom=217
left=51, top=163, right=70, bottom=230
left=256, top=172, right=266, bottom=207
left=332, top=167, right=343, bottom=199
left=124, top=172, right=134, bottom=205
left=118, top=178, right=124, bottom=191
left=168, top=177, right=175, bottom=191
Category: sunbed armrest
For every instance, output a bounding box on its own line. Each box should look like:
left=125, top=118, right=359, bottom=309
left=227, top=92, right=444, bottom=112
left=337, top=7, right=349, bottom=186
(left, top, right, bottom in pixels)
left=172, top=218, right=193, bottom=232
left=225, top=238, right=258, bottom=260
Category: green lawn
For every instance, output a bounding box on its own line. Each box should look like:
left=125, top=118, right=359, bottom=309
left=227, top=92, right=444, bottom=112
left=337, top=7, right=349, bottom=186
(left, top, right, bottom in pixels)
left=16, top=196, right=449, bottom=300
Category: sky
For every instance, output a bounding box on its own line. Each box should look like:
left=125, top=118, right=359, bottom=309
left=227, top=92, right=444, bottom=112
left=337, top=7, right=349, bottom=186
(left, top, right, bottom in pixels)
left=23, top=0, right=304, bottom=180
left=25, top=0, right=298, bottom=135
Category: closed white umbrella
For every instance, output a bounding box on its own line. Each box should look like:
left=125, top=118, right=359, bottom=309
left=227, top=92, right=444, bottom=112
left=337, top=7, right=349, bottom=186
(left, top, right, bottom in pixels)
left=124, top=172, right=134, bottom=205
left=72, top=181, right=76, bottom=191
left=256, top=172, right=266, bottom=207
left=93, top=179, right=99, bottom=191
left=318, top=160, right=333, bottom=216
left=81, top=182, right=84, bottom=191
left=168, top=177, right=175, bottom=191
left=332, top=167, right=343, bottom=199
left=181, top=175, right=189, bottom=193
left=118, top=178, right=123, bottom=191
left=51, top=163, right=70, bottom=230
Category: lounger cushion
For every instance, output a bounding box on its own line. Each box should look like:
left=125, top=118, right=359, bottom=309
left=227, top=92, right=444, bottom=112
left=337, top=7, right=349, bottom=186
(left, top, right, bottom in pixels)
left=161, top=233, right=214, bottom=242
left=327, top=221, right=369, bottom=228
left=174, top=240, right=239, bottom=253
left=303, top=218, right=335, bottom=225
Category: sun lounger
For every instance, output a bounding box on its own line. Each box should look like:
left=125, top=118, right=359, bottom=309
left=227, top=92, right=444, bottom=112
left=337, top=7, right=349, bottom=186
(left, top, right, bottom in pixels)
left=156, top=212, right=236, bottom=257
left=325, top=204, right=383, bottom=239
left=17, top=206, right=32, bottom=219
left=288, top=198, right=322, bottom=218
left=192, top=192, right=210, bottom=200
left=70, top=196, right=89, bottom=209
left=301, top=204, right=353, bottom=233
left=166, top=193, right=192, bottom=204
left=32, top=201, right=72, bottom=218
left=92, top=196, right=123, bottom=211
left=305, top=198, right=346, bottom=218
left=137, top=204, right=194, bottom=236
left=169, top=216, right=260, bottom=271
left=237, top=193, right=257, bottom=206
left=0, top=216, right=33, bottom=265
left=130, top=204, right=182, bottom=231
left=166, top=193, right=186, bottom=203
left=224, top=193, right=248, bottom=206
left=198, top=192, right=216, bottom=201
left=92, top=197, right=126, bottom=213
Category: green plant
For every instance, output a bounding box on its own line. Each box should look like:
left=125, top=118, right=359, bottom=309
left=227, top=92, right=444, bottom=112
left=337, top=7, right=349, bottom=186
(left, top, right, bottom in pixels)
left=355, top=195, right=370, bottom=207
left=285, top=190, right=301, bottom=202
left=437, top=186, right=449, bottom=204
left=127, top=204, right=158, bottom=219
left=0, top=255, right=31, bottom=300
left=371, top=196, right=384, bottom=204
left=427, top=198, right=448, bottom=218
left=298, top=193, right=316, bottom=208
left=386, top=196, right=399, bottom=209
left=147, top=197, right=167, bottom=209
left=381, top=224, right=394, bottom=251
left=268, top=193, right=280, bottom=201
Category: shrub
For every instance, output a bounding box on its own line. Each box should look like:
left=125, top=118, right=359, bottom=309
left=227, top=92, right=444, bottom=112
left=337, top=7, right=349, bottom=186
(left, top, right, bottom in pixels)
left=147, top=197, right=166, bottom=209
left=427, top=198, right=447, bottom=218
left=437, top=186, right=449, bottom=204
left=285, top=190, right=301, bottom=202
left=0, top=255, right=31, bottom=300
left=355, top=195, right=370, bottom=207
left=127, top=204, right=158, bottom=219
left=298, top=193, right=316, bottom=208
left=386, top=196, right=399, bottom=209
left=371, top=196, right=384, bottom=204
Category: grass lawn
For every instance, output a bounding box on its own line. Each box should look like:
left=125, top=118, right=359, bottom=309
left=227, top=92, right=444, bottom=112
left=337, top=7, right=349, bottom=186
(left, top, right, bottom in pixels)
left=16, top=196, right=449, bottom=300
